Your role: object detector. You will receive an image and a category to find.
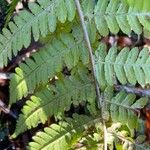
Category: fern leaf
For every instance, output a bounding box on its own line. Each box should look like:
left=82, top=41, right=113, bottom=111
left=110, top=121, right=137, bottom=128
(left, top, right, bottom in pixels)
left=27, top=114, right=100, bottom=150
left=104, top=46, right=117, bottom=86
left=0, top=0, right=76, bottom=68
left=104, top=88, right=148, bottom=129
left=102, top=86, right=114, bottom=120
left=118, top=94, right=136, bottom=124
left=95, top=44, right=150, bottom=87
left=95, top=43, right=107, bottom=90
left=110, top=91, right=127, bottom=122
left=131, top=97, right=148, bottom=109
left=94, top=0, right=150, bottom=36
left=65, top=0, right=76, bottom=21
left=81, top=0, right=97, bottom=43
left=12, top=74, right=96, bottom=138
left=9, top=33, right=89, bottom=104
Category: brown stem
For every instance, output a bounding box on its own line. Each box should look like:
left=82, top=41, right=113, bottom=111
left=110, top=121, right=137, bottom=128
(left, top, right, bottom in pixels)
left=0, top=99, right=17, bottom=119
left=115, top=85, right=150, bottom=97
left=6, top=41, right=43, bottom=71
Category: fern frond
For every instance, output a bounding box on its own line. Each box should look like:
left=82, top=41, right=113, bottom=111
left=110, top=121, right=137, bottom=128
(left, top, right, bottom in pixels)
left=27, top=114, right=100, bottom=150
left=104, top=87, right=148, bottom=129
left=0, top=0, right=76, bottom=68
left=94, top=0, right=150, bottom=36
left=95, top=44, right=150, bottom=87
left=12, top=73, right=96, bottom=138
left=9, top=33, right=89, bottom=104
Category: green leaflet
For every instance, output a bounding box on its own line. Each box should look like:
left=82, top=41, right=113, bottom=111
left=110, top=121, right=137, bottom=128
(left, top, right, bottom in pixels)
left=104, top=89, right=148, bottom=129
left=95, top=44, right=150, bottom=87
left=94, top=0, right=109, bottom=36
left=125, top=0, right=150, bottom=11
left=131, top=97, right=148, bottom=109
left=94, top=0, right=150, bottom=36
left=95, top=43, right=107, bottom=90
left=104, top=46, right=117, bottom=86
left=65, top=0, right=76, bottom=22
left=0, top=0, right=76, bottom=68
left=12, top=73, right=96, bottom=138
left=9, top=33, right=89, bottom=104
left=114, top=47, right=129, bottom=84
left=105, top=0, right=120, bottom=34
left=102, top=86, right=114, bottom=120
left=110, top=91, right=127, bottom=122
left=118, top=94, right=136, bottom=124
left=56, top=0, right=67, bottom=23
left=81, top=0, right=97, bottom=43
left=124, top=48, right=138, bottom=85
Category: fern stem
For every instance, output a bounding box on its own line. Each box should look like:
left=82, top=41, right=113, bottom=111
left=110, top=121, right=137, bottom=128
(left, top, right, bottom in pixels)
left=74, top=0, right=107, bottom=149
left=74, top=0, right=102, bottom=107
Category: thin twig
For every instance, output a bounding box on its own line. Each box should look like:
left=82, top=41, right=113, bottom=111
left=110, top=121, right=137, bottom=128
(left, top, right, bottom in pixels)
left=0, top=99, right=17, bottom=119
left=0, top=73, right=16, bottom=118
left=0, top=72, right=11, bottom=79
left=115, top=85, right=150, bottom=97
left=74, top=0, right=107, bottom=149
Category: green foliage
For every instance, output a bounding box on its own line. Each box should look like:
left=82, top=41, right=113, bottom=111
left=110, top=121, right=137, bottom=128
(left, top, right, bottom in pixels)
left=94, top=0, right=150, bottom=36
left=95, top=44, right=150, bottom=88
left=12, top=71, right=96, bottom=138
left=0, top=0, right=150, bottom=149
left=9, top=32, right=89, bottom=104
left=81, top=0, right=97, bottom=44
left=107, top=123, right=149, bottom=150
left=103, top=87, right=148, bottom=129
left=27, top=114, right=100, bottom=150
left=125, top=0, right=150, bottom=11
left=0, top=0, right=76, bottom=68
left=28, top=118, right=148, bottom=150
